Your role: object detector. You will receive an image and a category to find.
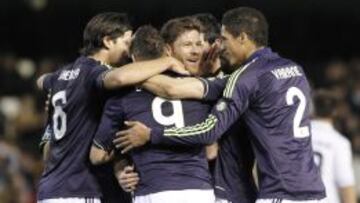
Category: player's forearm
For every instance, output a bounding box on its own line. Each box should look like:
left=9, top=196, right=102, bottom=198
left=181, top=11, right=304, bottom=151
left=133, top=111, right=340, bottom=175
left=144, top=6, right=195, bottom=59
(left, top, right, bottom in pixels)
left=89, top=146, right=114, bottom=165
left=150, top=114, right=221, bottom=146
left=143, top=75, right=204, bottom=99
left=142, top=75, right=172, bottom=99
left=42, top=142, right=50, bottom=162
left=205, top=143, right=218, bottom=160
left=113, top=158, right=130, bottom=173
left=150, top=99, right=241, bottom=146
left=339, top=186, right=357, bottom=203
left=103, top=57, right=173, bottom=89
left=169, top=77, right=204, bottom=99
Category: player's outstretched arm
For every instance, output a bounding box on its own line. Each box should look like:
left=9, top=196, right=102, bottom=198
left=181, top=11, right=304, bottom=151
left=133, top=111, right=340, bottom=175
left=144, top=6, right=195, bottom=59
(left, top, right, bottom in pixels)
left=114, top=69, right=254, bottom=152
left=142, top=75, right=204, bottom=100
left=103, top=57, right=189, bottom=89
left=113, top=98, right=240, bottom=153
left=89, top=145, right=114, bottom=165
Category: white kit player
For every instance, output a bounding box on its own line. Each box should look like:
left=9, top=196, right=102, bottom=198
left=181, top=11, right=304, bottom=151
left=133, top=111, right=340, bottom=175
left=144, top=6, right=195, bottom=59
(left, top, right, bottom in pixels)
left=311, top=90, right=357, bottom=203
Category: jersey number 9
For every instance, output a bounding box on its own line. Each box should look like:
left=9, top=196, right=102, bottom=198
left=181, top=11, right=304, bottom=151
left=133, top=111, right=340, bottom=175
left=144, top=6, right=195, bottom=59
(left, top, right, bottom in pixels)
left=151, top=97, right=185, bottom=128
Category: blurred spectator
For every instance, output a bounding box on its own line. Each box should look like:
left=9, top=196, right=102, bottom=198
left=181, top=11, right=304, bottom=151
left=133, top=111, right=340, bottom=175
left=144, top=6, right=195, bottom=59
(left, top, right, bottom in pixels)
left=0, top=141, right=34, bottom=203
left=324, top=60, right=349, bottom=88
left=0, top=53, right=26, bottom=96
left=349, top=80, right=360, bottom=115
left=311, top=90, right=357, bottom=203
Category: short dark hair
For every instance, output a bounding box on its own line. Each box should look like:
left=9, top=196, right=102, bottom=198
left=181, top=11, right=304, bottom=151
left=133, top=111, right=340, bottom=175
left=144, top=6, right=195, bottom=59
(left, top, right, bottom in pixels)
left=80, top=12, right=132, bottom=56
left=313, top=89, right=338, bottom=118
left=161, top=17, right=203, bottom=44
left=222, top=7, right=268, bottom=47
left=130, top=25, right=165, bottom=61
left=193, top=13, right=220, bottom=44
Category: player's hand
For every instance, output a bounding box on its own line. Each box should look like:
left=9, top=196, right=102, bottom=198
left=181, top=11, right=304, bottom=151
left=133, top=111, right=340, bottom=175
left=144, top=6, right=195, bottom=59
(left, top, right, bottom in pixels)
left=115, top=165, right=139, bottom=192
left=113, top=121, right=151, bottom=153
left=199, top=42, right=221, bottom=76
left=166, top=57, right=190, bottom=76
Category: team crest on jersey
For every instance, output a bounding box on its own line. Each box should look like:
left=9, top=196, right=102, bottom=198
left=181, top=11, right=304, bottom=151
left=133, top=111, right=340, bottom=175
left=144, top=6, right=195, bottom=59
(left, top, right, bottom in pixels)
left=216, top=100, right=227, bottom=111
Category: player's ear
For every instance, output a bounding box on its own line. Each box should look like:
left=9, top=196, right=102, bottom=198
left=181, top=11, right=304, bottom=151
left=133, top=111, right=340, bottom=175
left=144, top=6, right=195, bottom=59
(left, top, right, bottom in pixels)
left=103, top=36, right=114, bottom=50
left=164, top=44, right=172, bottom=56
left=237, top=32, right=247, bottom=45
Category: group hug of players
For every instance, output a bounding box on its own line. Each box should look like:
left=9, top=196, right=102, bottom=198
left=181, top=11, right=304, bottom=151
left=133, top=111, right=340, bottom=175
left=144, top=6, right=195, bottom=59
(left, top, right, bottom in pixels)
left=36, top=6, right=328, bottom=203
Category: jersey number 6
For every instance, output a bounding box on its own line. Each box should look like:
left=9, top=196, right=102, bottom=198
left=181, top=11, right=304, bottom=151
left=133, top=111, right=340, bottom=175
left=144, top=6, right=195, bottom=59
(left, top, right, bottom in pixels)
left=52, top=90, right=67, bottom=140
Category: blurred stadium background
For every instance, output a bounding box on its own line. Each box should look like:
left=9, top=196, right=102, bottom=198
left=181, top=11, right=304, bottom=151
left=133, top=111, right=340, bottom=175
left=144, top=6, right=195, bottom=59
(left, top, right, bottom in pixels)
left=0, top=0, right=359, bottom=202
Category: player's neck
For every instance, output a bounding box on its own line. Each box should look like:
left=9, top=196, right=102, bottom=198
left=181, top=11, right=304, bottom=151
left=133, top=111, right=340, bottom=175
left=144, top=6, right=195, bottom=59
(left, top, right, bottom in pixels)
left=88, top=50, right=111, bottom=65
left=245, top=45, right=264, bottom=60
left=314, top=117, right=333, bottom=125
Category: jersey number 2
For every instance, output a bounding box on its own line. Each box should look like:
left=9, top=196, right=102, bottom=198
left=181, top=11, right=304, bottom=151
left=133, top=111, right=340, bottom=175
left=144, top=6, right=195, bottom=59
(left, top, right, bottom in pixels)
left=286, top=87, right=310, bottom=138
left=52, top=90, right=67, bottom=140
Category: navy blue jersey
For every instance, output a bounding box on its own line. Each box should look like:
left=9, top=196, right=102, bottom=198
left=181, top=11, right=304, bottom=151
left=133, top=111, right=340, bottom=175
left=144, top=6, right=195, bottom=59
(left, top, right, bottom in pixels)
left=213, top=121, right=257, bottom=203
left=150, top=48, right=326, bottom=200
left=94, top=86, right=213, bottom=196
left=38, top=56, right=109, bottom=200
left=200, top=76, right=228, bottom=102
left=204, top=76, right=258, bottom=202
left=95, top=163, right=132, bottom=203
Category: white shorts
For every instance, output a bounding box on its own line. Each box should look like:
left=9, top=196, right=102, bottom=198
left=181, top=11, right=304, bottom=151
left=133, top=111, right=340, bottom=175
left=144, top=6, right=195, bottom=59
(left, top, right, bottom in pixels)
left=216, top=198, right=232, bottom=203
left=134, top=189, right=215, bottom=203
left=256, top=198, right=328, bottom=203
left=38, top=197, right=100, bottom=203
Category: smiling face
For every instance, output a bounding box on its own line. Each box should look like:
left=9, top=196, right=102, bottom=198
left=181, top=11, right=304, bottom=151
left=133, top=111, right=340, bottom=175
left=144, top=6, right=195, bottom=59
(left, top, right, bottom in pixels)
left=169, top=29, right=204, bottom=76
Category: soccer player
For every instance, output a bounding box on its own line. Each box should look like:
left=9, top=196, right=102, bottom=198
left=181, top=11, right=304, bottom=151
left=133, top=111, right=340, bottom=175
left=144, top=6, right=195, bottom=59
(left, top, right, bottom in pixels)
left=90, top=20, right=216, bottom=203
left=194, top=13, right=258, bottom=202
left=118, top=14, right=257, bottom=203
left=311, top=90, right=356, bottom=203
left=36, top=12, right=187, bottom=203
left=116, top=7, right=327, bottom=202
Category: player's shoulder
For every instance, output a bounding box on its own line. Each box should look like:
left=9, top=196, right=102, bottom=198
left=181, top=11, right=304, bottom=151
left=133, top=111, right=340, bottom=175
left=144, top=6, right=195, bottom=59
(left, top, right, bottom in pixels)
left=114, top=86, right=154, bottom=106
left=332, top=130, right=351, bottom=147
left=73, top=56, right=109, bottom=73
left=260, top=55, right=303, bottom=77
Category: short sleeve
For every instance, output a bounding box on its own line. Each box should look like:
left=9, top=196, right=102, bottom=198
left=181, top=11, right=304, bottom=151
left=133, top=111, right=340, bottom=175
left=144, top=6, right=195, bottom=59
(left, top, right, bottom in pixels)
left=42, top=73, right=56, bottom=92
left=88, top=65, right=109, bottom=91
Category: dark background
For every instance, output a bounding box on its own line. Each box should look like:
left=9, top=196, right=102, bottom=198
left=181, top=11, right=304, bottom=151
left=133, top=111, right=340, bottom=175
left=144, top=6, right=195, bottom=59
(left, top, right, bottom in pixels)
left=1, top=0, right=359, bottom=63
